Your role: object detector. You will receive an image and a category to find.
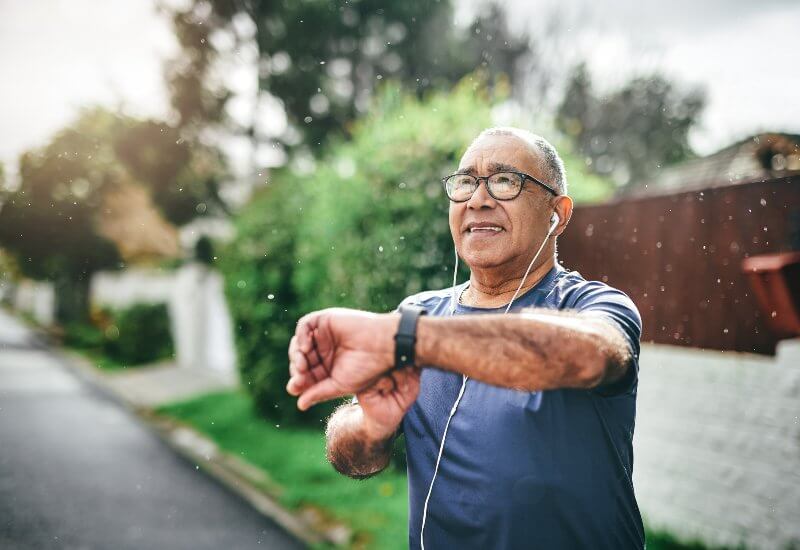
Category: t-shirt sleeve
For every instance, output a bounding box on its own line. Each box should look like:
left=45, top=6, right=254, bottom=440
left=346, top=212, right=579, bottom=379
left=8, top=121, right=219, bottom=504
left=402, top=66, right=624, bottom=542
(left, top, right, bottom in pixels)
left=569, top=282, right=642, bottom=397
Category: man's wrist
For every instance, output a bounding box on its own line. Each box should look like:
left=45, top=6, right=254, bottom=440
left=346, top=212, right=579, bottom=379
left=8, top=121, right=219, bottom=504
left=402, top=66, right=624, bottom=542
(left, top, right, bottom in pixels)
left=415, top=315, right=436, bottom=368
left=383, top=312, right=402, bottom=371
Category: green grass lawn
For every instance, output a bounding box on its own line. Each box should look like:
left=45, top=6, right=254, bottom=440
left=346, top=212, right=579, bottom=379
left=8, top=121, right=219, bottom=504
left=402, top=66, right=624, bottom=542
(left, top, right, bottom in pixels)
left=156, top=390, right=408, bottom=549
left=157, top=390, right=735, bottom=550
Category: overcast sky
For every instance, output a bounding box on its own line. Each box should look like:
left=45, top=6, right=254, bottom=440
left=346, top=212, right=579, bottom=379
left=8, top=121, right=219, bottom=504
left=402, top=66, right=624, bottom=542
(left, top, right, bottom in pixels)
left=1, top=0, right=798, bottom=179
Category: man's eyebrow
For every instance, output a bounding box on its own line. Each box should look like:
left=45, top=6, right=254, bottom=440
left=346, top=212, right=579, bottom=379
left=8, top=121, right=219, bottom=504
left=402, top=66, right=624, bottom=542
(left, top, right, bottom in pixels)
left=454, top=163, right=523, bottom=175
left=487, top=162, right=523, bottom=173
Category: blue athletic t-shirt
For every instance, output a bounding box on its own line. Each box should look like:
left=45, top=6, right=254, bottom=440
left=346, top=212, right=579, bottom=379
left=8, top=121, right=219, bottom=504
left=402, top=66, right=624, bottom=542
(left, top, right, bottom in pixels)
left=397, top=262, right=645, bottom=549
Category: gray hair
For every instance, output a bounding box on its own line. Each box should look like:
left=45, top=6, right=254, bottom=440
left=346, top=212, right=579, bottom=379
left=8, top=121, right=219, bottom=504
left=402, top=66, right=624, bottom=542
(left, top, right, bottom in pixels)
left=472, top=127, right=567, bottom=195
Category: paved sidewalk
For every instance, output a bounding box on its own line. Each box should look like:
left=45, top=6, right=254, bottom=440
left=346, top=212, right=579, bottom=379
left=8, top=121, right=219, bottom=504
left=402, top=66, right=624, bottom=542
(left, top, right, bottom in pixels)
left=0, top=309, right=304, bottom=550
left=69, top=356, right=238, bottom=408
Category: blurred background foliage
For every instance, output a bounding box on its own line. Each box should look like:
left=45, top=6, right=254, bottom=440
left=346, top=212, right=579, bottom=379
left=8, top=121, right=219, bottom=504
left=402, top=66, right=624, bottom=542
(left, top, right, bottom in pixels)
left=165, top=0, right=533, bottom=155
left=556, top=62, right=706, bottom=187
left=220, top=76, right=613, bottom=425
left=0, top=108, right=225, bottom=322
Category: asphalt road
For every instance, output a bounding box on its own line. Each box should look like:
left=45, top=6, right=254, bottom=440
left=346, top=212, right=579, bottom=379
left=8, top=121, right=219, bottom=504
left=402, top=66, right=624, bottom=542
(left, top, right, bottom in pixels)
left=0, top=309, right=305, bottom=550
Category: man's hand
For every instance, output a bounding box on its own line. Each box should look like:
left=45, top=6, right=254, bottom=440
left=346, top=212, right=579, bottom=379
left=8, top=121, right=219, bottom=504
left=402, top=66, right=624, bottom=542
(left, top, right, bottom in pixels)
left=356, top=366, right=421, bottom=440
left=286, top=308, right=407, bottom=411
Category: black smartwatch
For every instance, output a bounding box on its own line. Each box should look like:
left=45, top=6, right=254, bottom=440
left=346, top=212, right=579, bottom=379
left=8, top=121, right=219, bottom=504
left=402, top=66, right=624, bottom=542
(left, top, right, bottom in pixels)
left=393, top=305, right=427, bottom=370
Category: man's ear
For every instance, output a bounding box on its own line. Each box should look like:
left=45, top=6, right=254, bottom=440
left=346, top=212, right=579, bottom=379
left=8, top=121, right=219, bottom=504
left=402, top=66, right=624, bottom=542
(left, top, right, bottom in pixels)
left=552, top=195, right=574, bottom=237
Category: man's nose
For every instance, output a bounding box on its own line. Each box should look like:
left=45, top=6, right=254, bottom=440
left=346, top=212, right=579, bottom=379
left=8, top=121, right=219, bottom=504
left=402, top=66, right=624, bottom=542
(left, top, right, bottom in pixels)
left=466, top=180, right=496, bottom=209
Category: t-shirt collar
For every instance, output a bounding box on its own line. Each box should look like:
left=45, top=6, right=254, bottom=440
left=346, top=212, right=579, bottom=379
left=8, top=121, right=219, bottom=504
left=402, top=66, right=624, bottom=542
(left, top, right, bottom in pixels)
left=454, top=262, right=565, bottom=313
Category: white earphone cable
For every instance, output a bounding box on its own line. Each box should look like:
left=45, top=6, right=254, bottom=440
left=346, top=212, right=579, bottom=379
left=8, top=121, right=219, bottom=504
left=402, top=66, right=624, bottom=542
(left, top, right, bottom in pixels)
left=503, top=217, right=557, bottom=315
left=420, top=214, right=559, bottom=549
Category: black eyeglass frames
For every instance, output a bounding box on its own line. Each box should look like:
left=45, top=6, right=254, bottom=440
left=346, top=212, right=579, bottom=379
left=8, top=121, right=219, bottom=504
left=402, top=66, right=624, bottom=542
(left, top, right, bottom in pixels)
left=442, top=171, right=558, bottom=202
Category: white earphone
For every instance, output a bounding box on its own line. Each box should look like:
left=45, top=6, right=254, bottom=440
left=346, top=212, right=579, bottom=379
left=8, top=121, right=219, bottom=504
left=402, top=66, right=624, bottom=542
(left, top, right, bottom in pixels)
left=549, top=212, right=560, bottom=233
left=423, top=210, right=560, bottom=549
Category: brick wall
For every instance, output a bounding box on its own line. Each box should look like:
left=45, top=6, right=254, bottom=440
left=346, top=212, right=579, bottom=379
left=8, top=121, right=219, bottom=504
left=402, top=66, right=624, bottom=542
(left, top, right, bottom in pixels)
left=634, top=340, right=800, bottom=549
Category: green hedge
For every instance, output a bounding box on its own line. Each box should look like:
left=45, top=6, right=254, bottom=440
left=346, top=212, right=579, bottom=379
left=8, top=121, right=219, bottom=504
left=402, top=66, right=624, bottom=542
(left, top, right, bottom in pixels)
left=64, top=302, right=174, bottom=367
left=220, top=77, right=613, bottom=425
left=103, top=302, right=174, bottom=365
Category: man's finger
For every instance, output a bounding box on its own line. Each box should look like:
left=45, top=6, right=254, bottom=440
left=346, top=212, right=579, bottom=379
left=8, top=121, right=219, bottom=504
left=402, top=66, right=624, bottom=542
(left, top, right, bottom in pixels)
left=311, top=322, right=335, bottom=366
left=309, top=363, right=330, bottom=382
left=362, top=373, right=396, bottom=395
left=296, top=310, right=325, bottom=353
left=297, top=378, right=346, bottom=411
left=310, top=329, right=331, bottom=375
left=286, top=372, right=313, bottom=396
left=289, top=347, right=310, bottom=377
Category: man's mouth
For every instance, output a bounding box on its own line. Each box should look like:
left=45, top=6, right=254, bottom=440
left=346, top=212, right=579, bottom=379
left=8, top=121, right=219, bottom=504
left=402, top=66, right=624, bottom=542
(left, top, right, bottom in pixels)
left=469, top=227, right=503, bottom=233
left=466, top=222, right=505, bottom=234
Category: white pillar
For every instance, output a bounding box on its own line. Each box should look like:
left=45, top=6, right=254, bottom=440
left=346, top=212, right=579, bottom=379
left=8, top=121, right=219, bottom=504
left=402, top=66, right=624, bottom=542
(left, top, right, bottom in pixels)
left=172, top=263, right=237, bottom=379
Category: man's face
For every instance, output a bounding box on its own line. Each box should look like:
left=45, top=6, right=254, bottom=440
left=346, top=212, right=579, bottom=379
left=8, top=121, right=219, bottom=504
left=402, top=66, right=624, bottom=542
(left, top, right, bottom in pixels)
left=449, top=134, right=555, bottom=271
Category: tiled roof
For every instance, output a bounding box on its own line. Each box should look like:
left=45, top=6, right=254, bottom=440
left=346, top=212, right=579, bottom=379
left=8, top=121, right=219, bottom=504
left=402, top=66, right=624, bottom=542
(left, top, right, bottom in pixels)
left=623, top=133, right=800, bottom=197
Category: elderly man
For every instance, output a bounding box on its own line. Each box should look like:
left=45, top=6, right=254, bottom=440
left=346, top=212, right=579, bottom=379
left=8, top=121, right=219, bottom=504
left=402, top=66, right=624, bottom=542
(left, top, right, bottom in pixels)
left=287, top=127, right=644, bottom=549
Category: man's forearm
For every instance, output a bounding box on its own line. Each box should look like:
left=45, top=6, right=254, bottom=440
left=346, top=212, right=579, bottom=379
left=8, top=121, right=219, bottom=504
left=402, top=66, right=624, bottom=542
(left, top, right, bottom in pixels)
left=415, top=309, right=630, bottom=391
left=325, top=404, right=395, bottom=479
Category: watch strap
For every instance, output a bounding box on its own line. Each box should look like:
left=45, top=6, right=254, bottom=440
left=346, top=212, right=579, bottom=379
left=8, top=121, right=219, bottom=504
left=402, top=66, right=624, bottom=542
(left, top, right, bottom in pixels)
left=394, top=305, right=427, bottom=370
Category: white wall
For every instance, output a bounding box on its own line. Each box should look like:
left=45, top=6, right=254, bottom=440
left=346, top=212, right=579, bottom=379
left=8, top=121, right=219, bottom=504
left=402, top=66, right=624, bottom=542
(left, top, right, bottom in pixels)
left=91, top=268, right=174, bottom=308
left=90, top=264, right=236, bottom=379
left=12, top=279, right=55, bottom=326
left=171, top=264, right=237, bottom=376
left=635, top=340, right=800, bottom=550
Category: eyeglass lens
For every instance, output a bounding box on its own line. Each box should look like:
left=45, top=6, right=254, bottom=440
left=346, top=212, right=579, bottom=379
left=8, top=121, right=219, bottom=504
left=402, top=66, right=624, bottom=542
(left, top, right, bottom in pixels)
left=445, top=173, right=523, bottom=201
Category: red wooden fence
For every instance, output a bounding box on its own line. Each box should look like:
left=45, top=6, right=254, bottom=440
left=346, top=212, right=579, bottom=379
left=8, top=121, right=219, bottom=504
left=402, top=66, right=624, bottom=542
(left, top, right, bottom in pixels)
left=559, top=175, right=800, bottom=355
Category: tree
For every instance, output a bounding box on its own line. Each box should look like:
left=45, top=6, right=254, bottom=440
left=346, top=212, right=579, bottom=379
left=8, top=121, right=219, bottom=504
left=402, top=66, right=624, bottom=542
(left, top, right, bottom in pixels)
left=163, top=0, right=534, bottom=161
left=557, top=63, right=706, bottom=187
left=0, top=108, right=225, bottom=322
left=163, top=3, right=230, bottom=135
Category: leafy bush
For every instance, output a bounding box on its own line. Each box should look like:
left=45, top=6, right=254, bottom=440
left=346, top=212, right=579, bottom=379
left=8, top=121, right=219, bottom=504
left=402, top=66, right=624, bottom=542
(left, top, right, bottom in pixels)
left=221, top=77, right=613, bottom=425
left=103, top=302, right=174, bottom=365
left=64, top=302, right=174, bottom=367
left=219, top=174, right=314, bottom=424
left=63, top=321, right=105, bottom=350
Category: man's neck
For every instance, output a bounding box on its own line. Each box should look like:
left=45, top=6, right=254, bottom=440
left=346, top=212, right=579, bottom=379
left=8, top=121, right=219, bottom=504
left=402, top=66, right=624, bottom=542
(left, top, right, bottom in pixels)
left=462, top=256, right=557, bottom=309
